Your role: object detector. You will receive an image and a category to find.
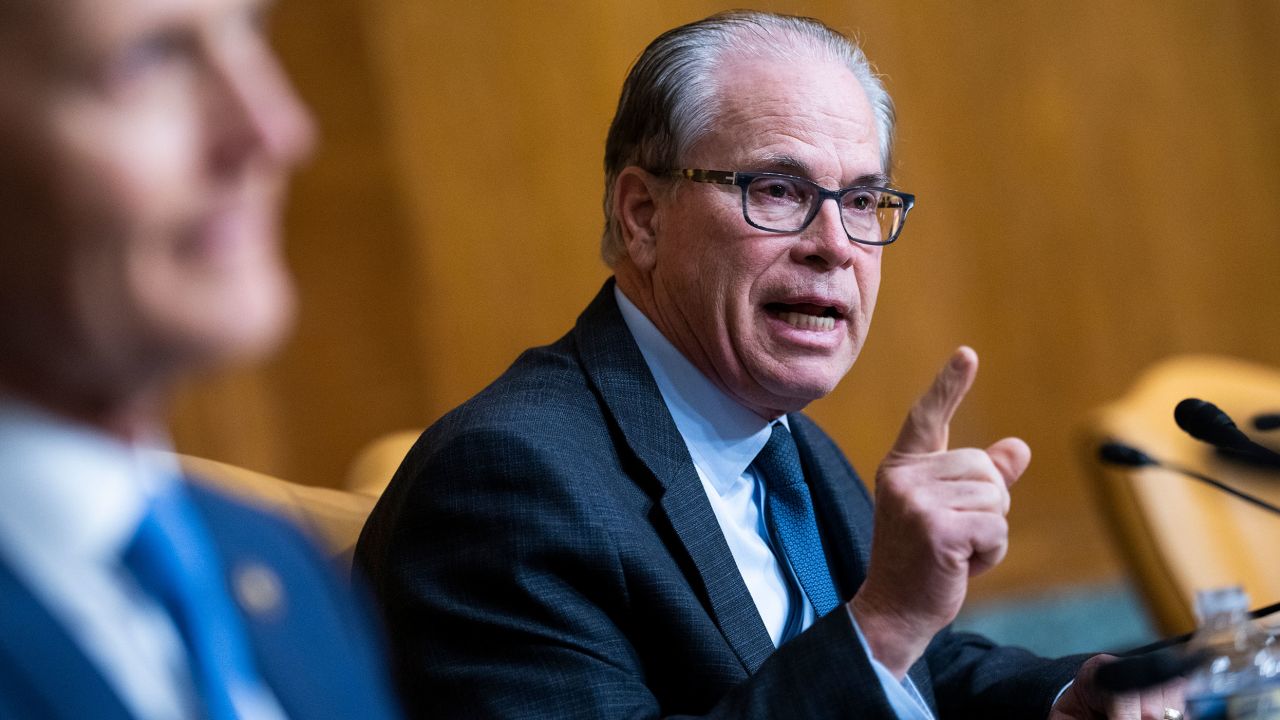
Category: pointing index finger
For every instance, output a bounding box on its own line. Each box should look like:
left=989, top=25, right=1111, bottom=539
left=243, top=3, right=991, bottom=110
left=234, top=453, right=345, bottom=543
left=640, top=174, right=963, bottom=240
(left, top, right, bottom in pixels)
left=892, top=346, right=979, bottom=455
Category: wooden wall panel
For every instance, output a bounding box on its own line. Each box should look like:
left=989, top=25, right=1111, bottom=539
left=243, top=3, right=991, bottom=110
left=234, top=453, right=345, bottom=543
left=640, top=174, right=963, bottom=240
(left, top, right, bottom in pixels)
left=173, top=1, right=1280, bottom=600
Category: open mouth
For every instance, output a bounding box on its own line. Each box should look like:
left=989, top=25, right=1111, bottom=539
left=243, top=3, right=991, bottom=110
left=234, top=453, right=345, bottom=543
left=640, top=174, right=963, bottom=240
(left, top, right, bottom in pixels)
left=765, top=302, right=844, bottom=332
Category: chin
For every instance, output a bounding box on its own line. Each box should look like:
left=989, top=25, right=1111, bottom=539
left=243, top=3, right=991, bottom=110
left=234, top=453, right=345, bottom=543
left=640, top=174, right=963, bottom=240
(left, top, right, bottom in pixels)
left=174, top=269, right=296, bottom=369
left=227, top=280, right=294, bottom=360
left=775, top=383, right=836, bottom=411
left=761, top=364, right=851, bottom=409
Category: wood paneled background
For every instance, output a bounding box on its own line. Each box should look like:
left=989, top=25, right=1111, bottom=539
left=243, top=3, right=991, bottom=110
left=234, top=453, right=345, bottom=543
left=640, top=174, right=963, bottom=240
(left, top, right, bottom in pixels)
left=172, top=1, right=1280, bottom=601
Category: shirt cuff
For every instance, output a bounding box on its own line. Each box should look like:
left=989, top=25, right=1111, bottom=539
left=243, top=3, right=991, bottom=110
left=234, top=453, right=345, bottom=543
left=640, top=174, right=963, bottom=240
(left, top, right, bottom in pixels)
left=845, top=605, right=936, bottom=720
left=1053, top=680, right=1073, bottom=708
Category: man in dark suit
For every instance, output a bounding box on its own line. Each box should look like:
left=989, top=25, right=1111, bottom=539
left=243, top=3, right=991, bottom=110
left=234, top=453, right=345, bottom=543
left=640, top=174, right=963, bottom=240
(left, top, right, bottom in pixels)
left=0, top=0, right=401, bottom=717
left=357, top=10, right=1181, bottom=719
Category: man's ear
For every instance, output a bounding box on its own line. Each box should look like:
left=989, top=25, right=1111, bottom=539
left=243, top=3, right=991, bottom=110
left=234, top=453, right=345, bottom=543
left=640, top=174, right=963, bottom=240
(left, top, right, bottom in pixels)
left=613, top=166, right=661, bottom=272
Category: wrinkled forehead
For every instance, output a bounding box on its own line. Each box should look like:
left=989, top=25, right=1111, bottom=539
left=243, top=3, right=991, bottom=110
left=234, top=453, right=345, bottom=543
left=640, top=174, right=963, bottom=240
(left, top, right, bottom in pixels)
left=695, top=52, right=879, bottom=179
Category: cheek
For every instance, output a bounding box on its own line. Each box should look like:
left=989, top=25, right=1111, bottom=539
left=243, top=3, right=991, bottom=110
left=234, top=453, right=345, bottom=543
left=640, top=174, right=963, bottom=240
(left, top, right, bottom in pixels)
left=47, top=99, right=283, bottom=361
left=856, top=253, right=882, bottom=323
left=683, top=214, right=771, bottom=307
left=48, top=118, right=194, bottom=338
left=56, top=96, right=200, bottom=238
left=688, top=244, right=762, bottom=339
left=655, top=209, right=726, bottom=301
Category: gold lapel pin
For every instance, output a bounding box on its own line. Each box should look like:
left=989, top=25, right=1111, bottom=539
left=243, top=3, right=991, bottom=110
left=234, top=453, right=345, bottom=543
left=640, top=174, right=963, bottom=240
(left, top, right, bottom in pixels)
left=233, top=562, right=285, bottom=618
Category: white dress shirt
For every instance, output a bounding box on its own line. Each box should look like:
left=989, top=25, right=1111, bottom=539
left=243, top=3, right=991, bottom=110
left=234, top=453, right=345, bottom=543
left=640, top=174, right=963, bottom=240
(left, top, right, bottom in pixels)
left=0, top=397, right=287, bottom=720
left=615, top=287, right=934, bottom=719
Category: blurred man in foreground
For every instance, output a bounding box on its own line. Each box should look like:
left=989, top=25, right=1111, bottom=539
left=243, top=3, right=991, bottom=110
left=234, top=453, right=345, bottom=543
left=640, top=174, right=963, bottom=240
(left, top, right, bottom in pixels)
left=357, top=10, right=1183, bottom=719
left=0, top=0, right=401, bottom=717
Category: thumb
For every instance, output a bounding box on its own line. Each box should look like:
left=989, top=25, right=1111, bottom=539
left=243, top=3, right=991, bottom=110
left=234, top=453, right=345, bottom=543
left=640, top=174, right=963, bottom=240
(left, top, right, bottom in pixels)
left=986, top=437, right=1031, bottom=489
left=891, top=346, right=978, bottom=455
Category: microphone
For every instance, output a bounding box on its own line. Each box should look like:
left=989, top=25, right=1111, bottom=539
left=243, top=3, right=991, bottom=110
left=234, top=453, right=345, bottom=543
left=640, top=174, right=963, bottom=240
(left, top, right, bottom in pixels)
left=1097, top=441, right=1280, bottom=516
left=1175, top=398, right=1249, bottom=449
left=1174, top=398, right=1280, bottom=469
left=1255, top=413, right=1280, bottom=432
left=1098, top=442, right=1157, bottom=468
left=1112, top=598, right=1280, bottom=659
left=1094, top=439, right=1280, bottom=690
left=1094, top=648, right=1208, bottom=693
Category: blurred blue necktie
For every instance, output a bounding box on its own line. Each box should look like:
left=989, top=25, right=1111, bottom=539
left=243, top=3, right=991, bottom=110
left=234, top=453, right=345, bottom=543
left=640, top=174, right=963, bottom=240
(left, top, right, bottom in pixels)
left=754, top=423, right=840, bottom=643
left=122, top=481, right=271, bottom=720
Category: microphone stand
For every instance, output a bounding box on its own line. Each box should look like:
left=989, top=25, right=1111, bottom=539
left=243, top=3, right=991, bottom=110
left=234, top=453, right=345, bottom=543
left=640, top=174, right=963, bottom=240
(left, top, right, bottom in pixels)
left=1092, top=440, right=1280, bottom=690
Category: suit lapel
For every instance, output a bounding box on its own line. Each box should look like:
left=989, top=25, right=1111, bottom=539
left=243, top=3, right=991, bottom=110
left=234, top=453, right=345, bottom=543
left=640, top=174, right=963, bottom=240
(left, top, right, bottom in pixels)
left=0, top=558, right=133, bottom=720
left=184, top=483, right=302, bottom=704
left=573, top=281, right=776, bottom=674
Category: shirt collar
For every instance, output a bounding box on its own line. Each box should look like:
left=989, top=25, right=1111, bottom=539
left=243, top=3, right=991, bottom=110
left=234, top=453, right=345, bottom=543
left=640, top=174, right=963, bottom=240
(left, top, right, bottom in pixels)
left=0, top=397, right=179, bottom=565
left=614, top=285, right=787, bottom=496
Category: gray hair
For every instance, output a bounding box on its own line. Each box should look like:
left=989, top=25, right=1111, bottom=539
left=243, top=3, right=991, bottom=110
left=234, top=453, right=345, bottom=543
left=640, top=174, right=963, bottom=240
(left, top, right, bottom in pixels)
left=600, top=10, right=896, bottom=267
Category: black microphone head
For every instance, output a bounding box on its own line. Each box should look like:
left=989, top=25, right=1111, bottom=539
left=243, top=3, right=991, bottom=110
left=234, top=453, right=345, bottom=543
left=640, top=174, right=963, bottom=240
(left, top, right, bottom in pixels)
left=1175, top=398, right=1250, bottom=450
left=1254, top=413, right=1280, bottom=432
left=1099, top=441, right=1156, bottom=468
left=1095, top=649, right=1208, bottom=693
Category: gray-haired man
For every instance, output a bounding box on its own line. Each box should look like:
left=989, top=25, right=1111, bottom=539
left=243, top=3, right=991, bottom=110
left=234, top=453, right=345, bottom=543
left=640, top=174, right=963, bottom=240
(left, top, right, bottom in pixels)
left=358, top=11, right=1181, bottom=719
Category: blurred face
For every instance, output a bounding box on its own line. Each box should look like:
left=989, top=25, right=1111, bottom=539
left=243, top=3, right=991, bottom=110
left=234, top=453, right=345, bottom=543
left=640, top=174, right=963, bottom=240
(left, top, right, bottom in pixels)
left=630, top=54, right=884, bottom=419
left=0, top=0, right=314, bottom=412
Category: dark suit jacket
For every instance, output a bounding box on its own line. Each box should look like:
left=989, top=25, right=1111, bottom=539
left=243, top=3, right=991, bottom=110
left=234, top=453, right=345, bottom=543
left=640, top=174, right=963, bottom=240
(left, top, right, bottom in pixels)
left=356, top=280, right=1083, bottom=719
left=0, top=482, right=402, bottom=720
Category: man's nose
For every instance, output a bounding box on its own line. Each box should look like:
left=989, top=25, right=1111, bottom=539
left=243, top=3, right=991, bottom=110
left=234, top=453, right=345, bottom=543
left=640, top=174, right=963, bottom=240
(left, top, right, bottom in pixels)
left=206, top=41, right=316, bottom=179
left=793, top=198, right=857, bottom=270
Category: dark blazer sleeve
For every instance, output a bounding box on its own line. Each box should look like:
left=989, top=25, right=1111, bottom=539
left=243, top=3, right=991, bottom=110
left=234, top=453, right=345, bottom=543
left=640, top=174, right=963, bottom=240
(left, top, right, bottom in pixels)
left=926, top=627, right=1085, bottom=719
left=357, top=421, right=904, bottom=720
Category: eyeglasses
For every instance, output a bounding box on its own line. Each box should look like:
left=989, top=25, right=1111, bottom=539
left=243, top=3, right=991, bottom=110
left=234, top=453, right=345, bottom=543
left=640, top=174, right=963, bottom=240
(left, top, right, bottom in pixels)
left=664, top=169, right=916, bottom=246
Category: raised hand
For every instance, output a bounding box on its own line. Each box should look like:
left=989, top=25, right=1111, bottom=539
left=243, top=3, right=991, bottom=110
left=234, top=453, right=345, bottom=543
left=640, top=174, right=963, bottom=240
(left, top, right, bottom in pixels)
left=849, top=347, right=1031, bottom=677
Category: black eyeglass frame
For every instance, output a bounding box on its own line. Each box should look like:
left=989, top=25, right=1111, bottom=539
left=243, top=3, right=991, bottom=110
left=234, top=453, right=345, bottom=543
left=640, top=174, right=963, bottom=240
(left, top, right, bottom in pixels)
left=663, top=168, right=916, bottom=246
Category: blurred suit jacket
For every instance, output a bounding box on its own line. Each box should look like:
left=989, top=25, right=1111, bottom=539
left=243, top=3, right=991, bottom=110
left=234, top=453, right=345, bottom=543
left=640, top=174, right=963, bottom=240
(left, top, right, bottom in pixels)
left=356, top=280, right=1082, bottom=719
left=0, top=482, right=402, bottom=720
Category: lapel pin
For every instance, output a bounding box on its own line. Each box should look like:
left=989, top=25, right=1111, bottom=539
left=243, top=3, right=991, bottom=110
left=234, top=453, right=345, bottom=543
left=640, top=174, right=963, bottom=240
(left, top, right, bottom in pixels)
left=233, top=562, right=285, bottom=618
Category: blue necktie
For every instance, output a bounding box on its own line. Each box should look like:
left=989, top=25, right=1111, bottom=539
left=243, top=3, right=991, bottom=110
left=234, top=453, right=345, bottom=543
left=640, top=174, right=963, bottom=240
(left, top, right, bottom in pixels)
left=754, top=423, right=841, bottom=641
left=122, top=481, right=272, bottom=720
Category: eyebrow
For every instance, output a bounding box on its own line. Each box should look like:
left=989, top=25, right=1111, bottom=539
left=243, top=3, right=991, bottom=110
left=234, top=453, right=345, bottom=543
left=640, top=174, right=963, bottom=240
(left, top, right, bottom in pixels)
left=748, top=152, right=890, bottom=188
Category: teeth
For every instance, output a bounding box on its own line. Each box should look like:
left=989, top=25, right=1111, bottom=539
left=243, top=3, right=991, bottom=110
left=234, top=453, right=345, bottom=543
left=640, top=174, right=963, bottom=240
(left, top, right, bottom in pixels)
left=779, top=311, right=835, bottom=331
